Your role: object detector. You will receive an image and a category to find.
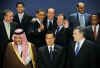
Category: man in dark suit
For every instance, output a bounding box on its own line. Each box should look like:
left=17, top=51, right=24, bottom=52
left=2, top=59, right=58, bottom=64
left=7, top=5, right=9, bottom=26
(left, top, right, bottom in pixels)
left=55, top=13, right=72, bottom=48
left=85, top=14, right=100, bottom=68
left=38, top=31, right=66, bottom=68
left=14, top=1, right=32, bottom=35
left=0, top=9, right=18, bottom=68
left=44, top=8, right=57, bottom=32
left=67, top=26, right=96, bottom=68
left=29, top=9, right=46, bottom=48
left=69, top=2, right=91, bottom=30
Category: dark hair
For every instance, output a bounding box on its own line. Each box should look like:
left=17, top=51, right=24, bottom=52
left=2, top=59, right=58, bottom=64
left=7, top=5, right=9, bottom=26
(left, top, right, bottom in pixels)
left=74, top=26, right=86, bottom=37
left=16, top=1, right=24, bottom=7
left=45, top=30, right=55, bottom=37
left=90, top=13, right=99, bottom=20
left=36, top=9, right=45, bottom=14
left=57, top=13, right=66, bottom=20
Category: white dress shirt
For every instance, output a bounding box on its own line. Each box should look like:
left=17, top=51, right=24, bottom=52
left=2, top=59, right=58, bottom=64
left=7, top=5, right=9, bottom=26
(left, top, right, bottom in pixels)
left=18, top=13, right=24, bottom=23
left=75, top=38, right=85, bottom=52
left=47, top=19, right=53, bottom=28
left=92, top=24, right=99, bottom=35
left=48, top=44, right=55, bottom=53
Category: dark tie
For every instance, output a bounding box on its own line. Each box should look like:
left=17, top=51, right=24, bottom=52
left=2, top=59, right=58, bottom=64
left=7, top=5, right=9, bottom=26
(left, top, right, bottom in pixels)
left=56, top=27, right=60, bottom=32
left=93, top=25, right=97, bottom=40
left=48, top=21, right=53, bottom=30
left=50, top=47, right=54, bottom=61
left=75, top=42, right=80, bottom=56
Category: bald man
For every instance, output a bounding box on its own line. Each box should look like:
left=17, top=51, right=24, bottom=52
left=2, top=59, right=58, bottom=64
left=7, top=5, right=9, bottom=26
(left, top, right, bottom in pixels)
left=44, top=8, right=57, bottom=32
left=69, top=2, right=91, bottom=30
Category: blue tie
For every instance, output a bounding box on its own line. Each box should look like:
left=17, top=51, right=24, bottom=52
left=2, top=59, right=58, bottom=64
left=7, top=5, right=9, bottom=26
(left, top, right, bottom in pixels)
left=57, top=27, right=60, bottom=32
left=75, top=42, right=80, bottom=56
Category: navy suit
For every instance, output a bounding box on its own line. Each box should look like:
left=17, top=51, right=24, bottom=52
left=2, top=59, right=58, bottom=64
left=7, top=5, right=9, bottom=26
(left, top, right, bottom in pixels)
left=67, top=40, right=96, bottom=68
left=69, top=12, right=91, bottom=30
left=85, top=25, right=100, bottom=68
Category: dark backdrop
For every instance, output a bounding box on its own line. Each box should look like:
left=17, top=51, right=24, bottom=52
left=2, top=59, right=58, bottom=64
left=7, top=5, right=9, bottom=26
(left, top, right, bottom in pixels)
left=0, top=0, right=100, bottom=17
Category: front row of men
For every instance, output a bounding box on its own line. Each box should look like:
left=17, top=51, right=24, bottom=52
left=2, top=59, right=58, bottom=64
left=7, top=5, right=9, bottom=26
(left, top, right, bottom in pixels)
left=2, top=26, right=97, bottom=68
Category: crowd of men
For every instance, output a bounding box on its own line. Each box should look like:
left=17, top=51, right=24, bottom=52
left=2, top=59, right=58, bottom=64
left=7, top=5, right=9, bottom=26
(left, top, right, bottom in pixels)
left=0, top=1, right=100, bottom=68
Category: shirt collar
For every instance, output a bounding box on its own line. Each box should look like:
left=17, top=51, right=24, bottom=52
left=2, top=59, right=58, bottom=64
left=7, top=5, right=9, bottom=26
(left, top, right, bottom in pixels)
left=48, top=44, right=55, bottom=52
left=48, top=19, right=53, bottom=23
left=18, top=13, right=24, bottom=16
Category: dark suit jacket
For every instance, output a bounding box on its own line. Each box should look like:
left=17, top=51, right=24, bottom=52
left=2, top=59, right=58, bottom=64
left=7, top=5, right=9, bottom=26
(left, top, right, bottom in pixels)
left=14, top=13, right=32, bottom=34
left=28, top=21, right=45, bottom=48
left=37, top=44, right=66, bottom=68
left=0, top=21, right=18, bottom=42
left=69, top=12, right=91, bottom=29
left=85, top=25, right=100, bottom=68
left=85, top=25, right=100, bottom=43
left=43, top=17, right=57, bottom=32
left=55, top=26, right=72, bottom=48
left=67, top=40, right=96, bottom=68
left=3, top=42, right=37, bottom=68
left=0, top=21, right=18, bottom=68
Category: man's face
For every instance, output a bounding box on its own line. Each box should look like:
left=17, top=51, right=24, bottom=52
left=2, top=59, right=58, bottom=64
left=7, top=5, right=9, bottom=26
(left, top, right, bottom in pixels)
left=14, top=36, right=22, bottom=45
left=16, top=4, right=24, bottom=14
left=36, top=11, right=45, bottom=21
left=45, top=34, right=55, bottom=46
left=73, top=29, right=81, bottom=42
left=57, top=15, right=64, bottom=26
left=77, top=3, right=85, bottom=14
left=47, top=9, right=55, bottom=20
left=91, top=15, right=99, bottom=25
left=4, top=12, right=14, bottom=23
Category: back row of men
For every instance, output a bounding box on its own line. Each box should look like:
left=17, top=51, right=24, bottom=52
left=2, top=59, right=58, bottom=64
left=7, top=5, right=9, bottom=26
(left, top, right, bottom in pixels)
left=0, top=1, right=100, bottom=68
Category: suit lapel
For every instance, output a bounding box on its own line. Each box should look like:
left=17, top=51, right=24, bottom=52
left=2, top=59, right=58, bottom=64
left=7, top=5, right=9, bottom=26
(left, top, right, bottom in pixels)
left=97, top=26, right=100, bottom=40
left=76, top=40, right=87, bottom=56
left=90, top=26, right=95, bottom=40
left=76, top=13, right=80, bottom=25
left=21, top=14, right=25, bottom=24
left=43, top=46, right=51, bottom=63
left=1, top=22, right=9, bottom=40
left=16, top=14, right=20, bottom=24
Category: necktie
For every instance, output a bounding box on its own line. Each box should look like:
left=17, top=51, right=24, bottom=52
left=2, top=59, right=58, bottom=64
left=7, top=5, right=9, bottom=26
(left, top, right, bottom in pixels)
left=57, top=27, right=59, bottom=32
left=75, top=42, right=80, bottom=56
left=93, top=25, right=97, bottom=40
left=50, top=47, right=54, bottom=61
left=6, top=24, right=10, bottom=39
left=48, top=21, right=53, bottom=30
left=79, top=14, right=85, bottom=28
left=56, top=27, right=60, bottom=34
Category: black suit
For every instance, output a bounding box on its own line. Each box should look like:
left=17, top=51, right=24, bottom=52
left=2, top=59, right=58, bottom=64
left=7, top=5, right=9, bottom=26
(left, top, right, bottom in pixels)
left=67, top=40, right=96, bottom=68
left=85, top=25, right=100, bottom=68
left=0, top=21, right=18, bottom=68
left=69, top=12, right=91, bottom=30
left=28, top=21, right=45, bottom=48
left=85, top=25, right=100, bottom=43
left=44, top=17, right=57, bottom=32
left=38, top=44, right=66, bottom=68
left=14, top=13, right=32, bottom=35
left=55, top=26, right=72, bottom=48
